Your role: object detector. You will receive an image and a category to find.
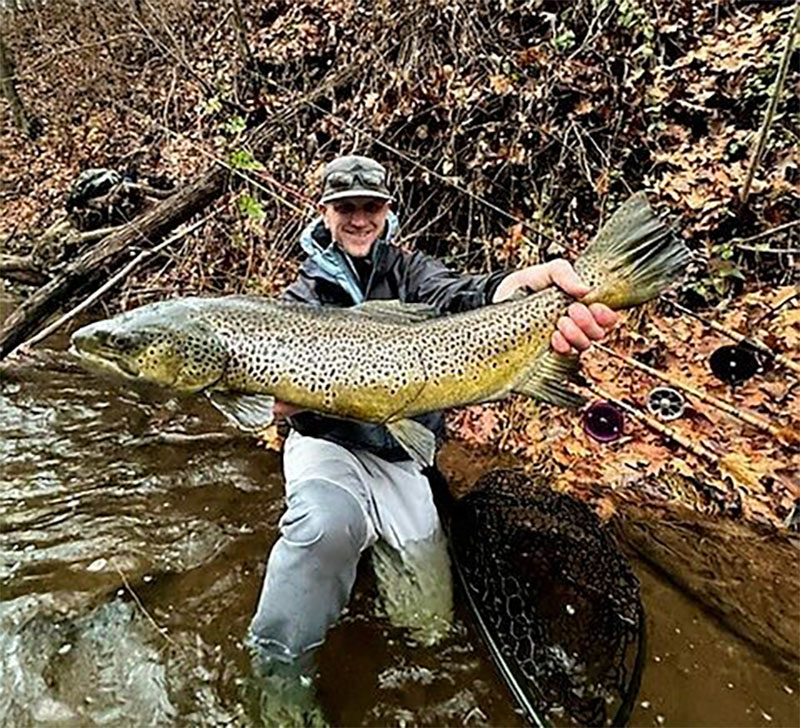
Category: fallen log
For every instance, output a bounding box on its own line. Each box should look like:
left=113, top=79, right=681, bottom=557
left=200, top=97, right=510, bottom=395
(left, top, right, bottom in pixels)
left=615, top=504, right=799, bottom=675
left=0, top=165, right=227, bottom=359
left=0, top=60, right=360, bottom=361
left=14, top=214, right=213, bottom=354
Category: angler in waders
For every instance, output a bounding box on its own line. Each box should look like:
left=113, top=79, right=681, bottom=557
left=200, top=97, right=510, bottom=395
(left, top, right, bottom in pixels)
left=246, top=155, right=618, bottom=725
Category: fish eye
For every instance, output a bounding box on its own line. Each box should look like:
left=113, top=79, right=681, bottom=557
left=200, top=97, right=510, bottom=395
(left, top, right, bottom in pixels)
left=108, top=331, right=141, bottom=350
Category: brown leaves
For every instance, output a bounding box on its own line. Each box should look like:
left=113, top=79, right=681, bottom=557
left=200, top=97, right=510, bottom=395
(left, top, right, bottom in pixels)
left=649, top=4, right=799, bottom=239
left=448, top=405, right=501, bottom=448
left=256, top=424, right=284, bottom=453
left=448, top=286, right=800, bottom=528
left=489, top=75, right=514, bottom=95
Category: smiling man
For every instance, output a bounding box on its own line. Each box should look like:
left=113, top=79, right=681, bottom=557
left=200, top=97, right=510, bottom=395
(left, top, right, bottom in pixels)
left=246, top=155, right=617, bottom=725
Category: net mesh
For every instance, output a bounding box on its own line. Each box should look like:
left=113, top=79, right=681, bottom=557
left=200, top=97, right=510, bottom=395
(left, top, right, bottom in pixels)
left=449, top=469, right=645, bottom=726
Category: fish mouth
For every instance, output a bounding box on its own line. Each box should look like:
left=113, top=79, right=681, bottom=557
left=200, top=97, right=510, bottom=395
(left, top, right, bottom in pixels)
left=69, top=344, right=141, bottom=379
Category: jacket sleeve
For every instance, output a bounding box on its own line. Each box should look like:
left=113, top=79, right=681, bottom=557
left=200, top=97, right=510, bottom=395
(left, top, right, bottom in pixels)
left=399, top=250, right=510, bottom=314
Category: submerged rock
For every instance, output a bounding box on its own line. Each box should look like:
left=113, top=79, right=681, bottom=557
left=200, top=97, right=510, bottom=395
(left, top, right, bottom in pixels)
left=0, top=596, right=176, bottom=726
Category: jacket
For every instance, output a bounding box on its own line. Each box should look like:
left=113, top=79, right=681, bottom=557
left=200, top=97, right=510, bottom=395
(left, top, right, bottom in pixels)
left=280, top=213, right=509, bottom=460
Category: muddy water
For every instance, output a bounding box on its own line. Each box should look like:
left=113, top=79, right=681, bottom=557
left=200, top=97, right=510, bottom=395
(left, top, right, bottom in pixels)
left=1, top=295, right=797, bottom=727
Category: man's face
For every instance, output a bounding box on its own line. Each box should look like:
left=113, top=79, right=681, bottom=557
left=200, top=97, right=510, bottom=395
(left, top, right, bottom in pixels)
left=320, top=197, right=390, bottom=258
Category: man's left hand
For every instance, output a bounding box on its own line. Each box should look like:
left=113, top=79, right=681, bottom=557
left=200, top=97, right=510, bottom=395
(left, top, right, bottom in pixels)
left=491, top=260, right=618, bottom=354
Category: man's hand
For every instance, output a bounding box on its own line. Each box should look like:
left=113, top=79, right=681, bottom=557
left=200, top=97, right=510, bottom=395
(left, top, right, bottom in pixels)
left=491, top=259, right=618, bottom=354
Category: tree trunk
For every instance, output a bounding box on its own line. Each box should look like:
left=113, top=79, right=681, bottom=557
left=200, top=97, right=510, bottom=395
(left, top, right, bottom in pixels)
left=0, top=23, right=39, bottom=139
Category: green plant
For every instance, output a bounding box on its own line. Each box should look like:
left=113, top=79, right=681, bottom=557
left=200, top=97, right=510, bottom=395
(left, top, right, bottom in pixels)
left=224, top=115, right=247, bottom=135
left=551, top=27, right=576, bottom=52
left=229, top=149, right=265, bottom=171
left=237, top=192, right=266, bottom=222
left=687, top=241, right=747, bottom=299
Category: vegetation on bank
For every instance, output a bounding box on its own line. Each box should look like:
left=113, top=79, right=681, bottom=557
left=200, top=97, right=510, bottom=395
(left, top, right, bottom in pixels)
left=1, top=0, right=798, bottom=527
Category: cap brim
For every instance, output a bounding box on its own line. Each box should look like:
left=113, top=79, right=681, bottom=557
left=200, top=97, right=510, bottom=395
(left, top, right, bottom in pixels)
left=319, top=189, right=394, bottom=204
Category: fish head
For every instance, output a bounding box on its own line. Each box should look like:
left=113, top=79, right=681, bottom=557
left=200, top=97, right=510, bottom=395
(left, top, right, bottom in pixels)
left=70, top=301, right=226, bottom=392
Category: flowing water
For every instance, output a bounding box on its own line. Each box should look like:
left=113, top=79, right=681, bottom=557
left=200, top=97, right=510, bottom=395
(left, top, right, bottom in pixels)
left=1, top=294, right=797, bottom=727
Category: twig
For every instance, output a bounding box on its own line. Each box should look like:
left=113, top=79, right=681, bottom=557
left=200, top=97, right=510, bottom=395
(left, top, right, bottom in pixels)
left=230, top=0, right=253, bottom=65
left=8, top=33, right=137, bottom=83
left=667, top=299, right=800, bottom=377
left=113, top=564, right=180, bottom=649
left=731, top=219, right=800, bottom=246
left=8, top=213, right=215, bottom=357
left=116, top=102, right=312, bottom=218
left=80, top=225, right=127, bottom=243
left=594, top=342, right=799, bottom=447
left=736, top=246, right=800, bottom=255
left=126, top=431, right=241, bottom=447
left=250, top=69, right=580, bottom=254
left=203, top=8, right=234, bottom=45
left=2, top=224, right=19, bottom=246
left=753, top=286, right=800, bottom=328
left=741, top=0, right=800, bottom=203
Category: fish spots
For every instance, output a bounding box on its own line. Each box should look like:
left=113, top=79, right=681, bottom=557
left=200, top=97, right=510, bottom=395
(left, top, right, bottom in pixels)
left=101, top=293, right=560, bottom=418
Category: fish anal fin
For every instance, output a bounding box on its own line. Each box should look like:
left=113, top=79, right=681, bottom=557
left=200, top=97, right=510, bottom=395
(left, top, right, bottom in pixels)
left=513, top=351, right=586, bottom=409
left=207, top=391, right=275, bottom=431
left=386, top=418, right=436, bottom=467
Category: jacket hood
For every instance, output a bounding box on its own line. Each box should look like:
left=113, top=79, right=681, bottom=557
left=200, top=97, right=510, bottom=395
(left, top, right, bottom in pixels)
left=297, top=212, right=400, bottom=304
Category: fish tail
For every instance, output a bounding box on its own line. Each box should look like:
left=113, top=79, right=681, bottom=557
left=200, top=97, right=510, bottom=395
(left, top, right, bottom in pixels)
left=575, top=192, right=692, bottom=309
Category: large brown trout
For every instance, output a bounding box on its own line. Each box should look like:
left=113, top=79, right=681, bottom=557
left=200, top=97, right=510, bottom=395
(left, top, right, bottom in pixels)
left=71, top=193, right=691, bottom=465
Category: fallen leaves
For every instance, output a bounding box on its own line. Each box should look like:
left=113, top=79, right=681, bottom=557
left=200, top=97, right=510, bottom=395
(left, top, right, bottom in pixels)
left=448, top=286, right=800, bottom=529
left=649, top=4, right=799, bottom=235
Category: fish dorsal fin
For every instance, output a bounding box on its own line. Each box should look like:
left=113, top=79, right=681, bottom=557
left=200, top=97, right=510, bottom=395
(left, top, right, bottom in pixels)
left=207, top=391, right=275, bottom=431
left=351, top=300, right=439, bottom=324
left=386, top=418, right=437, bottom=467
left=513, top=351, right=586, bottom=409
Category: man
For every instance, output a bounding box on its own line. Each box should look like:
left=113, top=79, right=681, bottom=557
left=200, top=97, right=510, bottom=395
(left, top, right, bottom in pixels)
left=246, top=155, right=617, bottom=723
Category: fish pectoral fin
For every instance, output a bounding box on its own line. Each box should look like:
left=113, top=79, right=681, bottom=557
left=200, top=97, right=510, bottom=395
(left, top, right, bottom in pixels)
left=386, top=418, right=436, bottom=468
left=352, top=300, right=440, bottom=324
left=207, top=391, right=275, bottom=431
left=513, top=351, right=586, bottom=409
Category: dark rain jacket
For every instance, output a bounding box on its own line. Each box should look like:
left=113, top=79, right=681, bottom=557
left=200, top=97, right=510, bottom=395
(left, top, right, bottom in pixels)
left=280, top=212, right=509, bottom=461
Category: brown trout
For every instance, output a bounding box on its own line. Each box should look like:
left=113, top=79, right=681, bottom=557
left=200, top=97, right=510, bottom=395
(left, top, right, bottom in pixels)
left=71, top=193, right=691, bottom=465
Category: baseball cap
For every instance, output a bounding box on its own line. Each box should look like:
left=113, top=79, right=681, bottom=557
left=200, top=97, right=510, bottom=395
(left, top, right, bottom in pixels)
left=319, top=155, right=393, bottom=204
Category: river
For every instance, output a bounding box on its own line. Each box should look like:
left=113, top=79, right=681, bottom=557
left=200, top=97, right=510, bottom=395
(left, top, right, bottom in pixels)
left=0, top=294, right=796, bottom=726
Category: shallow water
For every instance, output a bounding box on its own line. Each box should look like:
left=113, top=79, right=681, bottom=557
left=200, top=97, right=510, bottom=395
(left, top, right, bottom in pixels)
left=0, top=295, right=797, bottom=726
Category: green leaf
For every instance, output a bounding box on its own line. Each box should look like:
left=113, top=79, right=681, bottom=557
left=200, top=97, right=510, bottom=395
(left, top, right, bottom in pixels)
left=224, top=115, right=247, bottom=135
left=203, top=96, right=223, bottom=115
left=237, top=193, right=266, bottom=222
left=229, top=149, right=265, bottom=171
left=551, top=28, right=576, bottom=52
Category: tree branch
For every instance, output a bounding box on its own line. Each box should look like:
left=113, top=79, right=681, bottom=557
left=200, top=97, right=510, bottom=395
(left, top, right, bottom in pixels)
left=741, top=0, right=800, bottom=203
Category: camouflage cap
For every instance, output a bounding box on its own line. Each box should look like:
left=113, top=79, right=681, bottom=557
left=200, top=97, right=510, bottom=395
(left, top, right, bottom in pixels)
left=319, top=155, right=393, bottom=204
